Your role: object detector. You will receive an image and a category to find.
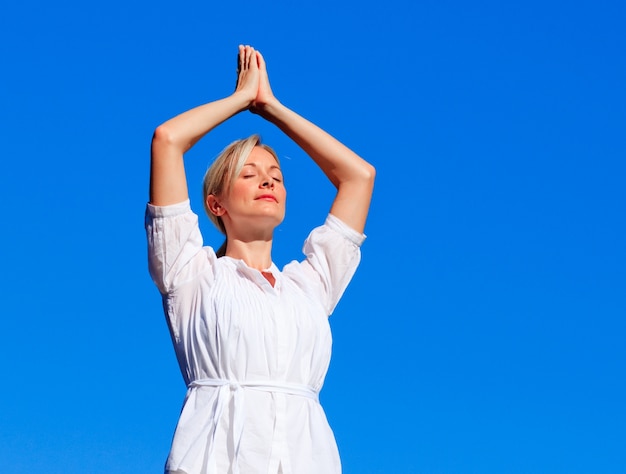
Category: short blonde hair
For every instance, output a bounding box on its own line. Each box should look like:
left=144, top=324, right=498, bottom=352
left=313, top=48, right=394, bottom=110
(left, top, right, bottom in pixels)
left=202, top=135, right=280, bottom=235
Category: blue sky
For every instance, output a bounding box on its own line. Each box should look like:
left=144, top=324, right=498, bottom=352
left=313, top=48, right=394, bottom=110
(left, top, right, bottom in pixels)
left=1, top=0, right=625, bottom=472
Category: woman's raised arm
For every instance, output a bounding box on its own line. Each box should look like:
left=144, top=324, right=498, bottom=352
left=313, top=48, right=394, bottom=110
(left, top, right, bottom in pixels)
left=149, top=46, right=260, bottom=206
left=252, top=51, right=375, bottom=234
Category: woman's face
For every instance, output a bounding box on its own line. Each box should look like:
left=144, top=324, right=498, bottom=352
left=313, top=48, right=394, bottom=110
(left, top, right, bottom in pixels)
left=218, top=146, right=286, bottom=230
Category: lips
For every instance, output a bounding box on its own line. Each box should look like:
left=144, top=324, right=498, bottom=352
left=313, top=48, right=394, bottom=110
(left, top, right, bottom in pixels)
left=256, top=194, right=278, bottom=202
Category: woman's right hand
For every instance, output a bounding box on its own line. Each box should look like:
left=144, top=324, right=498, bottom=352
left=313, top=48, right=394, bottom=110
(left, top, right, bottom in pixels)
left=234, top=45, right=260, bottom=105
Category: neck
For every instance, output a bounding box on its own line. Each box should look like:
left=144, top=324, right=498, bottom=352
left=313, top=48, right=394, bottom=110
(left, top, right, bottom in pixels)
left=224, top=238, right=273, bottom=271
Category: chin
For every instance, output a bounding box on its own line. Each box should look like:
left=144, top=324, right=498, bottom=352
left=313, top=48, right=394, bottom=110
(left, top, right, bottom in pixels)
left=252, top=212, right=285, bottom=229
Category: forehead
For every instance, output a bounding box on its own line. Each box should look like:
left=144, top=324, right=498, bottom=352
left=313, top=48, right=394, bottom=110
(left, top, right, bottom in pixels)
left=244, top=146, right=280, bottom=167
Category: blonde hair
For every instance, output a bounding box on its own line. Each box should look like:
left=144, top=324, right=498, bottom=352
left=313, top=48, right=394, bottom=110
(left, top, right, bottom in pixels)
left=202, top=134, right=280, bottom=235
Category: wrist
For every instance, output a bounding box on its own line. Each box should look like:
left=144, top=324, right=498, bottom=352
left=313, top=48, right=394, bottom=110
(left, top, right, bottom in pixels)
left=231, top=90, right=255, bottom=110
left=254, top=98, right=283, bottom=119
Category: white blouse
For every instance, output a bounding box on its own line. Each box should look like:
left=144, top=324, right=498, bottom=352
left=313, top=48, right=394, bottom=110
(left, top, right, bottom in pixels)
left=145, top=200, right=365, bottom=474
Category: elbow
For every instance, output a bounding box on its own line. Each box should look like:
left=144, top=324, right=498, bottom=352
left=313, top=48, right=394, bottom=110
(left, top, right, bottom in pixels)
left=365, top=162, right=376, bottom=182
left=361, top=162, right=376, bottom=187
left=338, top=161, right=375, bottom=190
left=152, top=123, right=177, bottom=147
left=152, top=123, right=190, bottom=156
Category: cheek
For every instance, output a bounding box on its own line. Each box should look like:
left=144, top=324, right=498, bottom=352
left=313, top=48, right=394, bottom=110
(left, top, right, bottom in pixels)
left=278, top=184, right=287, bottom=200
left=229, top=182, right=253, bottom=200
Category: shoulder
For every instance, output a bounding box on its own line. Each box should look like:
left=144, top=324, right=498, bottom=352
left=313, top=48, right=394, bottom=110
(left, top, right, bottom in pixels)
left=282, top=214, right=365, bottom=295
left=305, top=216, right=365, bottom=314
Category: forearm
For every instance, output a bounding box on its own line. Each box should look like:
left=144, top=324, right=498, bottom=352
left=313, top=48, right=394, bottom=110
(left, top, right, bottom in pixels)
left=259, top=101, right=374, bottom=187
left=155, top=92, right=252, bottom=153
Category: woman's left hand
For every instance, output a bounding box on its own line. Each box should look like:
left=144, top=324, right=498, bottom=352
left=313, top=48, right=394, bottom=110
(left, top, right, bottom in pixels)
left=251, top=50, right=279, bottom=114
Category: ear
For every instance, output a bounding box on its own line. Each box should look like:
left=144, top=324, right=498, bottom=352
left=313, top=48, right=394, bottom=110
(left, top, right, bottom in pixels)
left=206, top=194, right=225, bottom=216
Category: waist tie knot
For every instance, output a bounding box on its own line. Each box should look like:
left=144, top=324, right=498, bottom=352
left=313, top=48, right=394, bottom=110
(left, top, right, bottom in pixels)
left=186, top=378, right=319, bottom=474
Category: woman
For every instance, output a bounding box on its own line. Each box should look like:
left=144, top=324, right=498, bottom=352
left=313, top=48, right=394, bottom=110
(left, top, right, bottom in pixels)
left=146, top=45, right=375, bottom=474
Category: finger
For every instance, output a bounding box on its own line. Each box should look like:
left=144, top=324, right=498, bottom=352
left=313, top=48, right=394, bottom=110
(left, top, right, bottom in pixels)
left=245, top=45, right=254, bottom=69
left=256, top=50, right=266, bottom=71
left=250, top=49, right=260, bottom=71
left=237, top=44, right=245, bottom=73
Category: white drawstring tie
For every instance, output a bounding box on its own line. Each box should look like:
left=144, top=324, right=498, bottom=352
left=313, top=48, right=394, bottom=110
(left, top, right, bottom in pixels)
left=187, top=378, right=319, bottom=474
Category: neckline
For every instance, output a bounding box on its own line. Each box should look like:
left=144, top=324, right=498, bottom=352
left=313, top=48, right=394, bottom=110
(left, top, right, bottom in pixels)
left=221, top=256, right=279, bottom=289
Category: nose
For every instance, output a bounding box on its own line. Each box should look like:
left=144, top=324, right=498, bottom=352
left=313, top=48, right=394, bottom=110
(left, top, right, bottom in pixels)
left=261, top=178, right=274, bottom=189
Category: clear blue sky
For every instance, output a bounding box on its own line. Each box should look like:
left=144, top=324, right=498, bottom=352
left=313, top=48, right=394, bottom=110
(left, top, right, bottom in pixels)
left=1, top=0, right=624, bottom=472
